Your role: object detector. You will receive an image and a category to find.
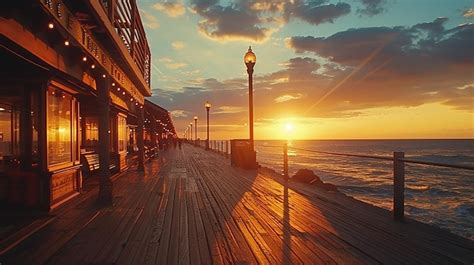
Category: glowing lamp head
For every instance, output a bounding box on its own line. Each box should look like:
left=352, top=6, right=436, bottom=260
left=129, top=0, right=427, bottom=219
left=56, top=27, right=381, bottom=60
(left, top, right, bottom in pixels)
left=194, top=116, right=198, bottom=121
left=190, top=122, right=193, bottom=126
left=244, top=46, right=256, bottom=66
left=48, top=22, right=54, bottom=29
left=205, top=101, right=211, bottom=110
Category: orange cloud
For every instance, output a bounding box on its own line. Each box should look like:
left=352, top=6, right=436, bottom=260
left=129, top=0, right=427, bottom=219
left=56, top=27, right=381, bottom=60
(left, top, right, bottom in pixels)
left=153, top=2, right=186, bottom=17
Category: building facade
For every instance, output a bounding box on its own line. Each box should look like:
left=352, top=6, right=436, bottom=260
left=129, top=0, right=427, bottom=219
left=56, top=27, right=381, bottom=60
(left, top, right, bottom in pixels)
left=0, top=0, right=174, bottom=211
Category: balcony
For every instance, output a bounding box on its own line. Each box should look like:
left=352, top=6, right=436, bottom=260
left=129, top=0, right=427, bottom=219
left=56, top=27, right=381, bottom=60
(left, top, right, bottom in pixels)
left=99, top=0, right=151, bottom=88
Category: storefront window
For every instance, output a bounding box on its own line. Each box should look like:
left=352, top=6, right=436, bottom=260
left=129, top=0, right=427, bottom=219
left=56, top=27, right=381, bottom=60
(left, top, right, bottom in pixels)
left=118, top=115, right=127, bottom=152
left=0, top=106, right=12, bottom=160
left=47, top=88, right=73, bottom=166
left=31, top=91, right=39, bottom=164
left=12, top=109, right=20, bottom=156
left=84, top=117, right=99, bottom=147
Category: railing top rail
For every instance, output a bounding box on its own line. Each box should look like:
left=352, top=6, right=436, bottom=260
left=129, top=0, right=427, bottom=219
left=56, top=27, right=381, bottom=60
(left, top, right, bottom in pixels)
left=288, top=146, right=394, bottom=161
left=259, top=145, right=284, bottom=148
left=400, top=158, right=474, bottom=170
left=256, top=145, right=474, bottom=171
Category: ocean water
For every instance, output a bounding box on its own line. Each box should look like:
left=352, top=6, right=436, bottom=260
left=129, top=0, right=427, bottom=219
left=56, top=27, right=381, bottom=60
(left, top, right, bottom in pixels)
left=255, top=139, right=474, bottom=240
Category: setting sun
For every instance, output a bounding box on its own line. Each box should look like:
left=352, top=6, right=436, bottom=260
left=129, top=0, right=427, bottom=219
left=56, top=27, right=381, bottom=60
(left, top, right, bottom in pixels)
left=284, top=122, right=294, bottom=133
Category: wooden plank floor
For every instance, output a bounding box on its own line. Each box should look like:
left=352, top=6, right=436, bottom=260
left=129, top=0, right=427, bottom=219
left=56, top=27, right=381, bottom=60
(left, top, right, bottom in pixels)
left=1, top=144, right=473, bottom=265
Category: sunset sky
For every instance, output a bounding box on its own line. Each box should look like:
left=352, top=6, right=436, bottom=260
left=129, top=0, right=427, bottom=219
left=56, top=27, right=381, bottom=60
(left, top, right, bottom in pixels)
left=139, top=0, right=474, bottom=140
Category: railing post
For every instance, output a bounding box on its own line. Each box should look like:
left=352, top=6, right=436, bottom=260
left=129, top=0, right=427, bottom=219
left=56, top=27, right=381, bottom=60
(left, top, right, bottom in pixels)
left=283, top=142, right=288, bottom=181
left=226, top=141, right=229, bottom=158
left=393, top=152, right=405, bottom=222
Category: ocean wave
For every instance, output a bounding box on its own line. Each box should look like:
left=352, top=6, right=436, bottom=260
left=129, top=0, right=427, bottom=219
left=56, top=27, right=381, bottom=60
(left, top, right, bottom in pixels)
left=407, top=154, right=474, bottom=165
left=338, top=184, right=392, bottom=195
left=406, top=184, right=430, bottom=192
left=455, top=205, right=474, bottom=217
left=426, top=188, right=461, bottom=197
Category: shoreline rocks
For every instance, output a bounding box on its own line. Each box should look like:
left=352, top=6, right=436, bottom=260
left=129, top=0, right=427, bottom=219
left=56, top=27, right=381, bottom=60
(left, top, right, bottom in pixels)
left=291, top=169, right=338, bottom=192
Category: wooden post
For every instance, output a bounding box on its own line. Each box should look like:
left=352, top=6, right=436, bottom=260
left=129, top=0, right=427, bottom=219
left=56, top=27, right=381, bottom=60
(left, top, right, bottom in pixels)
left=206, top=108, right=209, bottom=150
left=226, top=141, right=229, bottom=158
left=150, top=115, right=157, bottom=150
left=137, top=106, right=145, bottom=171
left=20, top=87, right=32, bottom=170
left=98, top=76, right=113, bottom=205
left=283, top=142, right=288, bottom=181
left=393, top=152, right=405, bottom=221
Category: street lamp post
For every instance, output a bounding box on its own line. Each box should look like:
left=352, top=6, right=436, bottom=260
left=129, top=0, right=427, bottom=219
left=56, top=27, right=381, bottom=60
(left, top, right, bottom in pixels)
left=189, top=122, right=193, bottom=143
left=205, top=101, right=211, bottom=150
left=244, top=46, right=256, bottom=151
left=194, top=116, right=198, bottom=146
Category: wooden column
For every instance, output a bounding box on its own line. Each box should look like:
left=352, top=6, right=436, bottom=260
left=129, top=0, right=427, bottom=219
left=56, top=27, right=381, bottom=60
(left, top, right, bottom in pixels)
left=98, top=76, right=113, bottom=205
left=38, top=84, right=49, bottom=210
left=137, top=107, right=145, bottom=171
left=150, top=115, right=157, bottom=148
left=20, top=87, right=32, bottom=170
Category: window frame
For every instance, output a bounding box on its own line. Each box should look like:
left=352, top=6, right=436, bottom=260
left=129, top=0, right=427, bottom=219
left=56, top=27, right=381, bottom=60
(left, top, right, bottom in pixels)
left=46, top=85, right=80, bottom=171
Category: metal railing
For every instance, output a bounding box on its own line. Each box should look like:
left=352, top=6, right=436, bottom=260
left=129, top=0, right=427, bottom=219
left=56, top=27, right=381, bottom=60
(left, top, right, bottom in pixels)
left=195, top=139, right=230, bottom=158
left=264, top=143, right=474, bottom=221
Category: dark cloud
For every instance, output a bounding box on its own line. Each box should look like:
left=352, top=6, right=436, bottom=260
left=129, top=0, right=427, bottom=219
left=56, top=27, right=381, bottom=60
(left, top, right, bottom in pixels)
left=288, top=18, right=474, bottom=74
left=189, top=0, right=352, bottom=41
left=195, top=4, right=271, bottom=41
left=284, top=18, right=474, bottom=113
left=288, top=1, right=351, bottom=25
left=357, top=0, right=386, bottom=16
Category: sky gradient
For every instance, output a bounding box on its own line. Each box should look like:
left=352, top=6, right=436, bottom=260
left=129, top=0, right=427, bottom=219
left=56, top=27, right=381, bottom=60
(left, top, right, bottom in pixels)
left=138, top=0, right=474, bottom=139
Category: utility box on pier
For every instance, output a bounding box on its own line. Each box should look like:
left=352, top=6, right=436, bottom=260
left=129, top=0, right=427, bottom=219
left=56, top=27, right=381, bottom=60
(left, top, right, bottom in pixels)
left=230, top=139, right=257, bottom=169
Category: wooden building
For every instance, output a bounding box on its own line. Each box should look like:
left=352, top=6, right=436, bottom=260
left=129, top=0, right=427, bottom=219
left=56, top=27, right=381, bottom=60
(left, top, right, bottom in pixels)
left=0, top=0, right=173, bottom=211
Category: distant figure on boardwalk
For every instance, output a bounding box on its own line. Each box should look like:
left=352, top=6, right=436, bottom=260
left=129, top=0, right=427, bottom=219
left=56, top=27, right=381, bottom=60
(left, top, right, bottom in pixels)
left=178, top=138, right=182, bottom=149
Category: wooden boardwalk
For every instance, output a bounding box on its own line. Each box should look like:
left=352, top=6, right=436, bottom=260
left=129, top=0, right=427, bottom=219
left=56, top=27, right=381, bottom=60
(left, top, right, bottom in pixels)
left=1, top=145, right=473, bottom=264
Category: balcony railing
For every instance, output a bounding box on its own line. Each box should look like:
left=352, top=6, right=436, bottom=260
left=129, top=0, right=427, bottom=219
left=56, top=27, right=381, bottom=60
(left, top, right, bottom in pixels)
left=101, top=0, right=151, bottom=86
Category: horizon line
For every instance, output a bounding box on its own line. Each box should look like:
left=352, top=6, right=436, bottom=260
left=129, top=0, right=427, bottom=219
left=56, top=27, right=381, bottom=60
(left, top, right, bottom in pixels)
left=203, top=138, right=474, bottom=141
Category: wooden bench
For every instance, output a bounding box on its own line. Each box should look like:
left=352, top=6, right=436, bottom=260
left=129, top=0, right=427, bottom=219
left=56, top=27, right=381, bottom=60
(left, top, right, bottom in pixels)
left=81, top=153, right=117, bottom=177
